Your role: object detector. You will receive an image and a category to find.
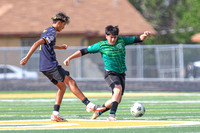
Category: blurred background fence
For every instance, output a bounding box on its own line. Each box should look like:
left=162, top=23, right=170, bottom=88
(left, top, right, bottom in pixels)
left=1, top=45, right=200, bottom=91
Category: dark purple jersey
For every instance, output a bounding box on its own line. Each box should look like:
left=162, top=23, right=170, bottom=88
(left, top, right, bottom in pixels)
left=39, top=26, right=58, bottom=71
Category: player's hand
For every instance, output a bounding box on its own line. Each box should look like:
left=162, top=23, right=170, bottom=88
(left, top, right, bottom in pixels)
left=143, top=31, right=151, bottom=37
left=20, top=57, right=28, bottom=65
left=61, top=44, right=68, bottom=50
left=63, top=58, right=70, bottom=66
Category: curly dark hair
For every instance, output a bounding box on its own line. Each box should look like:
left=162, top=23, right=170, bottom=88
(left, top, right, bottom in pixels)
left=51, top=12, right=70, bottom=24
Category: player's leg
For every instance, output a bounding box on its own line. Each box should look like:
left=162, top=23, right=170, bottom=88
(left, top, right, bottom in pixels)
left=91, top=85, right=124, bottom=120
left=105, top=71, right=125, bottom=121
left=91, top=99, right=111, bottom=120
left=102, top=88, right=123, bottom=111
left=51, top=81, right=68, bottom=122
left=103, top=86, right=123, bottom=108
left=108, top=74, right=125, bottom=121
left=107, top=85, right=122, bottom=121
left=64, top=74, right=105, bottom=112
left=42, top=66, right=68, bottom=122
left=63, top=75, right=85, bottom=100
left=55, top=81, right=66, bottom=105
left=91, top=96, right=123, bottom=120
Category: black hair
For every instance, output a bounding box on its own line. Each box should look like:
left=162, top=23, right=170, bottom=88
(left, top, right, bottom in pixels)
left=51, top=12, right=70, bottom=24
left=105, top=25, right=119, bottom=35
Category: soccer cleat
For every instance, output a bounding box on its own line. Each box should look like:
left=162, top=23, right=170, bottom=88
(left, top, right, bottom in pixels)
left=91, top=111, right=100, bottom=120
left=51, top=114, right=68, bottom=122
left=86, top=103, right=106, bottom=112
left=86, top=103, right=95, bottom=112
left=94, top=105, right=106, bottom=112
left=107, top=116, right=116, bottom=121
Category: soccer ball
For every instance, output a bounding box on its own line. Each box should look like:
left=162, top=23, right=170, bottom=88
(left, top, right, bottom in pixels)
left=130, top=102, right=145, bottom=117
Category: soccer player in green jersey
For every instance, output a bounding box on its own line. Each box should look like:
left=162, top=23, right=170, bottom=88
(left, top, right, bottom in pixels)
left=63, top=25, right=151, bottom=121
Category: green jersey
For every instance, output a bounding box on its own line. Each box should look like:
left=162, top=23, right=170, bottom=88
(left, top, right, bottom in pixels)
left=87, top=36, right=136, bottom=73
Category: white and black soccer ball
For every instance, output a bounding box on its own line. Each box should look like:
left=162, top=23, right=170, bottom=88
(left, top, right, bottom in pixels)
left=130, top=102, right=145, bottom=117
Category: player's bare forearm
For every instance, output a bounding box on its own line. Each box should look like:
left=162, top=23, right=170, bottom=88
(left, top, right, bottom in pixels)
left=63, top=50, right=82, bottom=66
left=20, top=39, right=44, bottom=65
left=140, top=31, right=151, bottom=41
left=54, top=44, right=68, bottom=50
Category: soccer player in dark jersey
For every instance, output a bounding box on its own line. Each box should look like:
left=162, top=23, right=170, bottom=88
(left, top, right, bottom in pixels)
left=63, top=25, right=151, bottom=121
left=20, top=12, right=105, bottom=122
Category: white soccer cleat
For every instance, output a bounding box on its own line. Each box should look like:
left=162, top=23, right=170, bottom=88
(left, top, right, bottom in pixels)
left=107, top=115, right=117, bottom=121
left=51, top=114, right=68, bottom=122
left=86, top=103, right=95, bottom=112
left=86, top=103, right=106, bottom=112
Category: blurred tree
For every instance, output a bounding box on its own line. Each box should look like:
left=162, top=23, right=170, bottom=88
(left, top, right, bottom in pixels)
left=129, top=0, right=200, bottom=44
left=174, top=0, right=200, bottom=44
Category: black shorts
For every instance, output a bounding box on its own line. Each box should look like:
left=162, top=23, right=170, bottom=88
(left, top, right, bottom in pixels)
left=104, top=70, right=126, bottom=95
left=42, top=65, right=70, bottom=85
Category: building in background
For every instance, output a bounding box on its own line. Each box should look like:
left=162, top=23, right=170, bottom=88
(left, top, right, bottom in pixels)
left=0, top=0, right=156, bottom=47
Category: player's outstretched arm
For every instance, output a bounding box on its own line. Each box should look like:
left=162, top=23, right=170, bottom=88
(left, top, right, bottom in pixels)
left=54, top=44, right=68, bottom=50
left=140, top=31, right=151, bottom=41
left=20, top=39, right=45, bottom=65
left=63, top=50, right=82, bottom=66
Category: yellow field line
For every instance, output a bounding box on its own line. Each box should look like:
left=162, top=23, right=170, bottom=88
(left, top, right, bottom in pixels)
left=0, top=119, right=189, bottom=130
left=0, top=92, right=188, bottom=99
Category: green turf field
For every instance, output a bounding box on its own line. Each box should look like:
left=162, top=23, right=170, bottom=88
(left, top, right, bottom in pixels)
left=0, top=91, right=200, bottom=133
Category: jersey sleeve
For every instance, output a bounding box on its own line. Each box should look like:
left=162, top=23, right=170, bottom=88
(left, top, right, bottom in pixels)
left=121, top=36, right=136, bottom=45
left=87, top=42, right=101, bottom=53
left=42, top=29, right=56, bottom=45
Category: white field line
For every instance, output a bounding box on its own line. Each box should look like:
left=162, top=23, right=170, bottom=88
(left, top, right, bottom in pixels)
left=130, top=101, right=200, bottom=104
left=1, top=99, right=200, bottom=104
left=0, top=99, right=78, bottom=102
left=1, top=92, right=200, bottom=99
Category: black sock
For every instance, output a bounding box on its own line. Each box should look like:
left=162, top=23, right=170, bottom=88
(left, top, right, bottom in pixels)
left=82, top=97, right=90, bottom=106
left=54, top=104, right=60, bottom=112
left=99, top=104, right=110, bottom=115
left=110, top=101, right=118, bottom=115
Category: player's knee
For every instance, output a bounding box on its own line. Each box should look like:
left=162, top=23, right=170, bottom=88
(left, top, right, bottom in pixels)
left=64, top=76, right=77, bottom=86
left=57, top=82, right=66, bottom=91
left=60, top=87, right=66, bottom=92
left=113, top=85, right=122, bottom=95
left=68, top=79, right=77, bottom=87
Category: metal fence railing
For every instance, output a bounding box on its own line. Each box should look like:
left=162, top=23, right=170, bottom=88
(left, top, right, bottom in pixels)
left=1, top=45, right=200, bottom=81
